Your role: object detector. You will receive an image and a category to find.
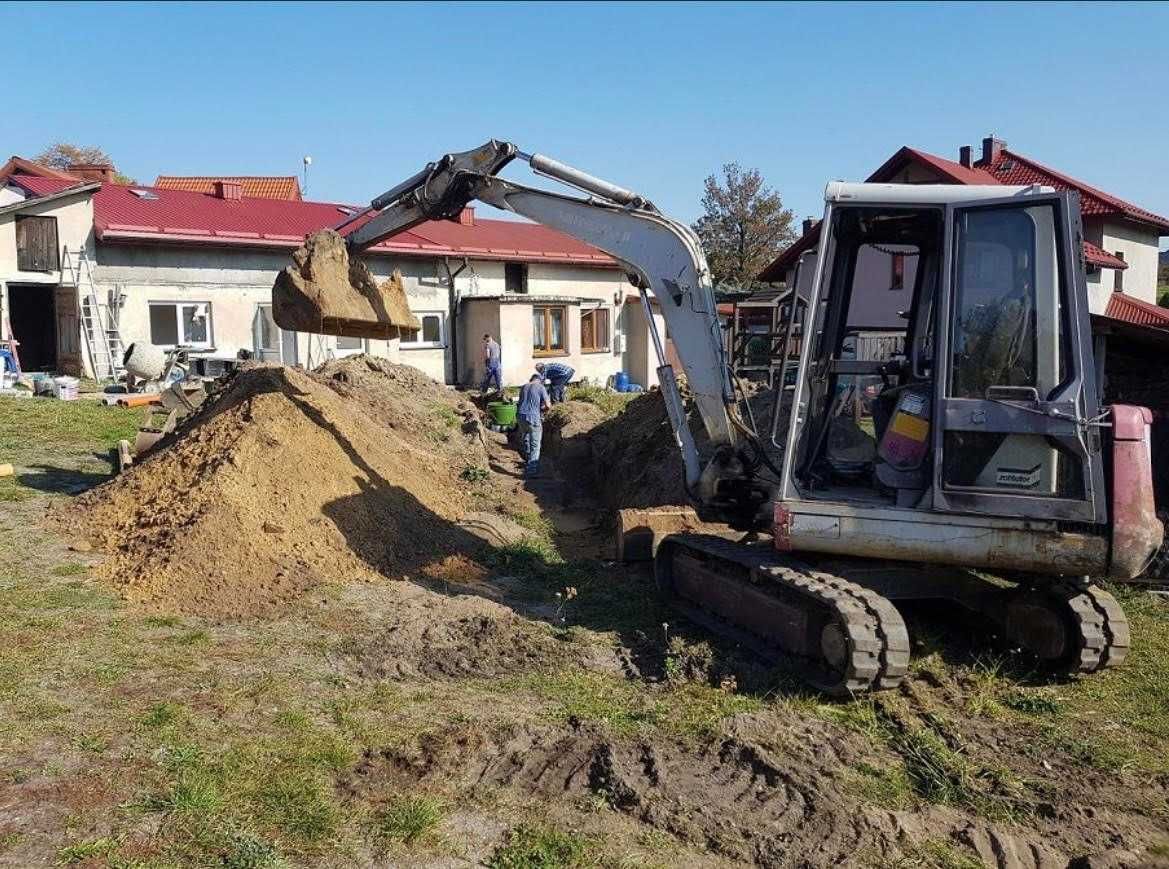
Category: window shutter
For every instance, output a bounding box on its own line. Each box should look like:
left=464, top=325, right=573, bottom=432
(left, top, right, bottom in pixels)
left=15, top=216, right=60, bottom=272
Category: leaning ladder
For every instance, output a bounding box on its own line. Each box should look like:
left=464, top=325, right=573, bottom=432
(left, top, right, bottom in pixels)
left=62, top=247, right=124, bottom=382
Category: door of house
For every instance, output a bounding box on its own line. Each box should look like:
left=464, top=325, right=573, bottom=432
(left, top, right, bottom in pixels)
left=53, top=285, right=82, bottom=375
left=252, top=304, right=283, bottom=362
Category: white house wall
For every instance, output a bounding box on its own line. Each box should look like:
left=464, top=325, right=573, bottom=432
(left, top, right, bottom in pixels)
left=91, top=243, right=634, bottom=387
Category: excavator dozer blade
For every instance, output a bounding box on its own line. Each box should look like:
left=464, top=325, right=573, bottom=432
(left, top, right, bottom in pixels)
left=272, top=229, right=421, bottom=340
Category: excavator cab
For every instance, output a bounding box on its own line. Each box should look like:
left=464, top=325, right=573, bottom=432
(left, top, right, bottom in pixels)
left=774, top=183, right=1160, bottom=578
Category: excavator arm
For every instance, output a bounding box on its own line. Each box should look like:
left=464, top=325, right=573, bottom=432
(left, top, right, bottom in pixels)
left=291, top=140, right=771, bottom=522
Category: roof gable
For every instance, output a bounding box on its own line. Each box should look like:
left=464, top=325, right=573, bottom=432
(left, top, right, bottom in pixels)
left=0, top=156, right=81, bottom=185
left=867, top=146, right=999, bottom=186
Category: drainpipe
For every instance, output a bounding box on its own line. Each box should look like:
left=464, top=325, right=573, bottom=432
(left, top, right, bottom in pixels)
left=442, top=257, right=470, bottom=385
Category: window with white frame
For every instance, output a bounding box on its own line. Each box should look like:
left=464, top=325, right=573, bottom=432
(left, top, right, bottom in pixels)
left=335, top=335, right=364, bottom=351
left=149, top=302, right=212, bottom=348
left=401, top=312, right=444, bottom=349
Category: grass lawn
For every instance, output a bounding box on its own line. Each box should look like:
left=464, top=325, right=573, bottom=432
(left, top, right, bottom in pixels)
left=0, top=394, right=1167, bottom=867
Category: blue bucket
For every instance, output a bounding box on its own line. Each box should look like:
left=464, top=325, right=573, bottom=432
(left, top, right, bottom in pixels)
left=614, top=371, right=630, bottom=393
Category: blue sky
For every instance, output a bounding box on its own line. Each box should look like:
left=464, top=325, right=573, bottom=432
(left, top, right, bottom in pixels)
left=3, top=1, right=1167, bottom=244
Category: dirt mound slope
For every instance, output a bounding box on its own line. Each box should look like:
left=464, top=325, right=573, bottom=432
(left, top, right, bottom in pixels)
left=588, top=383, right=786, bottom=511
left=589, top=389, right=697, bottom=509
left=74, top=363, right=486, bottom=616
left=350, top=592, right=580, bottom=681
left=316, top=354, right=489, bottom=466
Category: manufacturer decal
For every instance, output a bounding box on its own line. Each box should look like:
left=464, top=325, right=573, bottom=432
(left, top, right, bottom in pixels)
left=995, top=463, right=1042, bottom=489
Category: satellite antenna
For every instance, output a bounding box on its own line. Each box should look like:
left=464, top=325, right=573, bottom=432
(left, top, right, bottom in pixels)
left=302, top=155, right=312, bottom=196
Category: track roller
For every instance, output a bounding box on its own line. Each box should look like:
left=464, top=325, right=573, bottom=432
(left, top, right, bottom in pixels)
left=655, top=534, right=910, bottom=696
left=1003, top=582, right=1130, bottom=674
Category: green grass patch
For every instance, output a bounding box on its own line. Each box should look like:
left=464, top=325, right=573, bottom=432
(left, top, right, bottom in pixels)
left=50, top=562, right=88, bottom=577
left=488, top=823, right=592, bottom=869
left=144, top=614, right=183, bottom=628
left=430, top=403, right=461, bottom=429
left=57, top=836, right=118, bottom=864
left=459, top=465, right=490, bottom=484
left=142, top=701, right=185, bottom=728
left=0, top=396, right=139, bottom=461
left=565, top=384, right=632, bottom=419
left=373, top=794, right=445, bottom=845
left=883, top=839, right=984, bottom=869
left=846, top=761, right=914, bottom=810
left=512, top=669, right=760, bottom=741
left=1036, top=589, right=1169, bottom=773
left=504, top=508, right=555, bottom=541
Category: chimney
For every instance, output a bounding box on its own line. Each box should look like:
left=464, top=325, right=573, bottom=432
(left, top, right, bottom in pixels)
left=458, top=206, right=475, bottom=226
left=68, top=162, right=113, bottom=182
left=213, top=180, right=243, bottom=201
left=802, top=217, right=816, bottom=236
left=981, top=136, right=1005, bottom=166
left=958, top=145, right=973, bottom=168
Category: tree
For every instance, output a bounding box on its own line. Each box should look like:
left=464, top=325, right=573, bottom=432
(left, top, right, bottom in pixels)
left=692, top=163, right=795, bottom=291
left=34, top=142, right=135, bottom=184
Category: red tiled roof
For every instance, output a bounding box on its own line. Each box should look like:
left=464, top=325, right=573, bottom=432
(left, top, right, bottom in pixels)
left=977, top=148, right=1169, bottom=232
left=1083, top=241, right=1127, bottom=270
left=154, top=175, right=302, bottom=201
left=867, top=146, right=999, bottom=186
left=1105, top=293, right=1169, bottom=328
left=7, top=175, right=618, bottom=267
left=759, top=141, right=1168, bottom=282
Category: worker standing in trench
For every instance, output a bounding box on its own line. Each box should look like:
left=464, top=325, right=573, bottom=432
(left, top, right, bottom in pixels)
left=480, top=333, right=502, bottom=395
left=516, top=373, right=551, bottom=477
left=535, top=361, right=574, bottom=404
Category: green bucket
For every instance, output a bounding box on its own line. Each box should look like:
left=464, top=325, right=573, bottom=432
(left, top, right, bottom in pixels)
left=487, top=401, right=517, bottom=427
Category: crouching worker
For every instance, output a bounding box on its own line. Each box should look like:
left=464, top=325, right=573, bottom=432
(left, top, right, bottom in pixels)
left=517, top=373, right=550, bottom=477
left=535, top=361, right=574, bottom=404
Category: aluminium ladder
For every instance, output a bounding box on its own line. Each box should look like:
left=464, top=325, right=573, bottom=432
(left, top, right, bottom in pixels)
left=61, top=247, right=125, bottom=382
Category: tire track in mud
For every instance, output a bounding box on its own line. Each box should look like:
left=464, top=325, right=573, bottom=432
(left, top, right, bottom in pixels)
left=342, top=718, right=885, bottom=867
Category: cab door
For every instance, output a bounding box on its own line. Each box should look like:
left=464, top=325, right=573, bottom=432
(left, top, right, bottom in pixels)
left=932, top=191, right=1105, bottom=524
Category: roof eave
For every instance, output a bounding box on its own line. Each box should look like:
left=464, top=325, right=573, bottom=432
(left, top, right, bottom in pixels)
left=95, top=227, right=621, bottom=267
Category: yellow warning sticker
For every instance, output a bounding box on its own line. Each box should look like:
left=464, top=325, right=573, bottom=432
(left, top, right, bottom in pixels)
left=890, top=412, right=929, bottom=442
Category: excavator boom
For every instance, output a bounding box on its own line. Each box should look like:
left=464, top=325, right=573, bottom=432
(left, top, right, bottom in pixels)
left=273, top=139, right=766, bottom=511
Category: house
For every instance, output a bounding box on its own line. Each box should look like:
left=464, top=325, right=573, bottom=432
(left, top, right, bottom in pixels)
left=0, top=158, right=666, bottom=389
left=758, top=137, right=1169, bottom=326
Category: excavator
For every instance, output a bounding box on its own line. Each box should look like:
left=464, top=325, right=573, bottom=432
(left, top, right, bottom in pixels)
left=273, top=140, right=1162, bottom=695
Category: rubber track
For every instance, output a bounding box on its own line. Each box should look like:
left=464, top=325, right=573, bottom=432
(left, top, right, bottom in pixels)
left=663, top=535, right=910, bottom=696
left=1051, top=582, right=1130, bottom=672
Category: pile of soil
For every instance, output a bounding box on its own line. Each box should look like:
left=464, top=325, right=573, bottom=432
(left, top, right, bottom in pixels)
left=588, top=383, right=786, bottom=511
left=72, top=362, right=490, bottom=616
left=316, top=354, right=489, bottom=468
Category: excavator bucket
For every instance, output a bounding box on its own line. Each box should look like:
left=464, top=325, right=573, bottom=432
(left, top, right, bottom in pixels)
left=271, top=229, right=420, bottom=339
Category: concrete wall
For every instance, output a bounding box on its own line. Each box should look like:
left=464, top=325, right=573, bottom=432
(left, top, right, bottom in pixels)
left=460, top=299, right=501, bottom=386
left=1100, top=220, right=1161, bottom=305
left=622, top=301, right=665, bottom=390
left=846, top=244, right=918, bottom=329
